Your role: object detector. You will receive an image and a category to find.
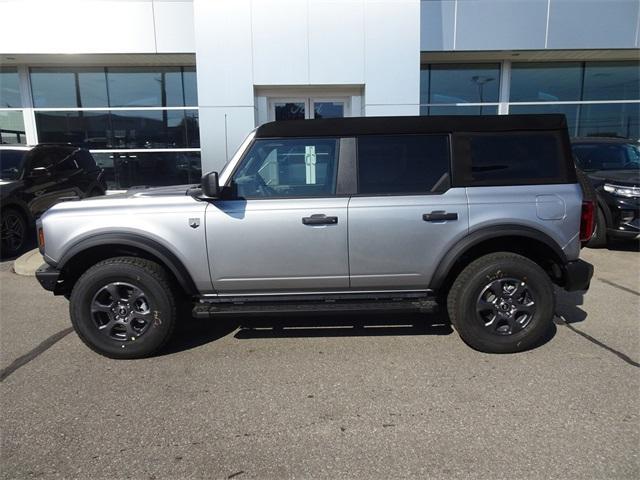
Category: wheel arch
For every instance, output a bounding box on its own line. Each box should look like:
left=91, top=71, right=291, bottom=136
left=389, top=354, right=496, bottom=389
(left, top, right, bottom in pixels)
left=54, top=233, right=198, bottom=297
left=430, top=225, right=568, bottom=295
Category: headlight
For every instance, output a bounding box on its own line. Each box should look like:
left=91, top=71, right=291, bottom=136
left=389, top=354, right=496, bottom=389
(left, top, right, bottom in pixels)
left=603, top=183, right=640, bottom=198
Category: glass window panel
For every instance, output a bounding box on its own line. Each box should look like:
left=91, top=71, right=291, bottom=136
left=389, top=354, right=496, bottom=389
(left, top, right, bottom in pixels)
left=427, top=64, right=500, bottom=103
left=35, top=111, right=111, bottom=148
left=510, top=62, right=583, bottom=102
left=583, top=62, right=640, bottom=101
left=313, top=102, right=344, bottom=119
left=357, top=135, right=450, bottom=195
left=232, top=138, right=338, bottom=198
left=0, top=68, right=22, bottom=108
left=419, top=67, right=430, bottom=105
left=107, top=68, right=163, bottom=107
left=578, top=103, right=639, bottom=140
left=508, top=104, right=580, bottom=137
left=35, top=110, right=198, bottom=149
left=0, top=110, right=26, bottom=145
left=274, top=102, right=306, bottom=121
left=93, top=151, right=201, bottom=190
left=164, top=69, right=185, bottom=107
left=183, top=68, right=198, bottom=107
left=184, top=110, right=200, bottom=148
left=30, top=69, right=77, bottom=108
left=77, top=69, right=108, bottom=107
left=421, top=105, right=499, bottom=115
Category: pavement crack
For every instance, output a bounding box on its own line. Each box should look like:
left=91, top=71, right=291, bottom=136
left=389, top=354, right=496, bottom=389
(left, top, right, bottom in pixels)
left=0, top=327, right=74, bottom=382
left=557, top=318, right=639, bottom=368
left=598, top=278, right=640, bottom=297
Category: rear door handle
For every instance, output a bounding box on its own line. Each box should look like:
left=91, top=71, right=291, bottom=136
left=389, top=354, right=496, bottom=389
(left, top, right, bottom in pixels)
left=423, top=211, right=458, bottom=222
left=302, top=214, right=338, bottom=225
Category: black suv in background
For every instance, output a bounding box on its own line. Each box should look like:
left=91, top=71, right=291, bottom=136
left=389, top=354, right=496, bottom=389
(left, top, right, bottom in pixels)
left=0, top=144, right=106, bottom=257
left=572, top=137, right=640, bottom=247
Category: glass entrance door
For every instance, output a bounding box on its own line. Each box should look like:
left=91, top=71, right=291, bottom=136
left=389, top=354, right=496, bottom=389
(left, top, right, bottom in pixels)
left=269, top=97, right=348, bottom=121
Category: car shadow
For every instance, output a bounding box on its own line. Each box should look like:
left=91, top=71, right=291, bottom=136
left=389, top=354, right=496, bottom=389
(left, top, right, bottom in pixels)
left=160, top=310, right=454, bottom=355
left=234, top=311, right=454, bottom=339
left=604, top=239, right=640, bottom=252
left=554, top=287, right=588, bottom=325
left=160, top=289, right=591, bottom=356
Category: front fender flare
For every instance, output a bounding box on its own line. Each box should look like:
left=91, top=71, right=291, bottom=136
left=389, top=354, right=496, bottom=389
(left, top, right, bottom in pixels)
left=54, top=232, right=198, bottom=296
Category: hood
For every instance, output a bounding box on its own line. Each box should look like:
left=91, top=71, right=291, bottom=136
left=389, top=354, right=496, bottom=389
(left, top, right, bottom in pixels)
left=587, top=169, right=640, bottom=186
left=103, top=184, right=199, bottom=199
left=0, top=179, right=21, bottom=198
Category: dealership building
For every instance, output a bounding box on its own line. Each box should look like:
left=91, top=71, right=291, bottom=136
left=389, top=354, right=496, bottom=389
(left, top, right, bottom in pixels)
left=1, top=0, right=638, bottom=190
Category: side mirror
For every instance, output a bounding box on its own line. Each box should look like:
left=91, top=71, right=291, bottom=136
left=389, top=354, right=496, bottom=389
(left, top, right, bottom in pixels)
left=201, top=171, right=220, bottom=198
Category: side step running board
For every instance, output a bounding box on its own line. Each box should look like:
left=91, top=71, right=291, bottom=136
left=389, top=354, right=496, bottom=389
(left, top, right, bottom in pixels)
left=192, top=298, right=438, bottom=319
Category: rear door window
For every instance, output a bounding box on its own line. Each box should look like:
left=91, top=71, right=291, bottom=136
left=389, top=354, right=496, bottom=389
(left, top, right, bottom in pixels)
left=356, top=134, right=450, bottom=195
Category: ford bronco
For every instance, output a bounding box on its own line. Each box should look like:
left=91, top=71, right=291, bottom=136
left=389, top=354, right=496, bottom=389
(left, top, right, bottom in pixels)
left=35, top=115, right=594, bottom=358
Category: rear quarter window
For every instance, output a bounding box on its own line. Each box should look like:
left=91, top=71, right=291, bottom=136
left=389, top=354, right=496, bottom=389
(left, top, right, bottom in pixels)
left=453, top=131, right=572, bottom=186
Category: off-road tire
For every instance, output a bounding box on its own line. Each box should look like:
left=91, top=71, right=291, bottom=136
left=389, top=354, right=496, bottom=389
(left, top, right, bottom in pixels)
left=69, top=256, right=177, bottom=359
left=586, top=207, right=607, bottom=248
left=447, top=252, right=555, bottom=354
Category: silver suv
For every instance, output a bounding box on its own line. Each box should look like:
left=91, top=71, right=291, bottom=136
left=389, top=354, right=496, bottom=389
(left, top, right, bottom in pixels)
left=35, top=115, right=594, bottom=358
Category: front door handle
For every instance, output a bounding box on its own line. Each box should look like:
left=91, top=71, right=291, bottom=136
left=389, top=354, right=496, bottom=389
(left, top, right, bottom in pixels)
left=302, top=214, right=338, bottom=225
left=423, top=211, right=458, bottom=222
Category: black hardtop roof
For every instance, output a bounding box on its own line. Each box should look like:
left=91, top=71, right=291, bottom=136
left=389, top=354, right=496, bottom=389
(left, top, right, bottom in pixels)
left=254, top=114, right=568, bottom=138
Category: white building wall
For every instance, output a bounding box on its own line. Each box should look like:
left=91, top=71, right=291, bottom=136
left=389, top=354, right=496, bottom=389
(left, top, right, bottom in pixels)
left=0, top=0, right=195, bottom=54
left=194, top=0, right=421, bottom=172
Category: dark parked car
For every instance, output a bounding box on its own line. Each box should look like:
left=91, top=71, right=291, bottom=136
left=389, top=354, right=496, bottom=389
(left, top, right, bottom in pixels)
left=1, top=144, right=106, bottom=257
left=572, top=137, right=640, bottom=247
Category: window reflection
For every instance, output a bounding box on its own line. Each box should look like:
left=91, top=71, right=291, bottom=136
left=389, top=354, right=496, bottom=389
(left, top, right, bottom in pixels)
left=510, top=63, right=582, bottom=102
left=0, top=110, right=26, bottom=144
left=583, top=62, right=640, bottom=101
left=35, top=110, right=199, bottom=149
left=93, top=152, right=202, bottom=189
left=421, top=64, right=500, bottom=104
left=30, top=67, right=198, bottom=108
left=274, top=102, right=305, bottom=121
left=0, top=68, right=22, bottom=108
left=508, top=103, right=639, bottom=140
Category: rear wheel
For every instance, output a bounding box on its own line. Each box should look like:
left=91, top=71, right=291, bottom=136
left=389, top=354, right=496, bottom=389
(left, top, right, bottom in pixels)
left=1, top=208, right=28, bottom=258
left=69, top=256, right=177, bottom=359
left=447, top=252, right=555, bottom=353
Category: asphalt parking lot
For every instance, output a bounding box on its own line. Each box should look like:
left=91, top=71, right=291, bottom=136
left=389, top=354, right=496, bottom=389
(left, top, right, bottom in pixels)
left=1, top=246, right=638, bottom=479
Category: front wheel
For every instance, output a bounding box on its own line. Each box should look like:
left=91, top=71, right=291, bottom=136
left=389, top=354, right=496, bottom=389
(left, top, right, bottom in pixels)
left=69, top=256, right=177, bottom=359
left=447, top=252, right=555, bottom=354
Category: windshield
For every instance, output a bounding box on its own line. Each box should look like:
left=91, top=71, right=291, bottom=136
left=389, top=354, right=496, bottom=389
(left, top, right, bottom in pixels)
left=573, top=143, right=640, bottom=172
left=0, top=150, right=26, bottom=181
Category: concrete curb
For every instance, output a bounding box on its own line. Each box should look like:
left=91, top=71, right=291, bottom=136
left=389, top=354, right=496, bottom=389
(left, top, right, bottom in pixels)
left=13, top=249, right=44, bottom=277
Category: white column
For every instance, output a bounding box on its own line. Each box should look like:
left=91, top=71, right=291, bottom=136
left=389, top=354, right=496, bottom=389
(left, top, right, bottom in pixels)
left=193, top=0, right=256, bottom=173
left=498, top=60, right=511, bottom=115
left=17, top=65, right=38, bottom=145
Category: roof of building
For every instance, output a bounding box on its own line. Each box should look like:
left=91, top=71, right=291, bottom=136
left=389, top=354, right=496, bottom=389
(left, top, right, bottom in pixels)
left=254, top=114, right=568, bottom=138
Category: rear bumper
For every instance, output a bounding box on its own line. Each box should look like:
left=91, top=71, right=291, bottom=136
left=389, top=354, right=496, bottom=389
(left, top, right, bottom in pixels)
left=35, top=264, right=62, bottom=293
left=563, top=259, right=594, bottom=292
